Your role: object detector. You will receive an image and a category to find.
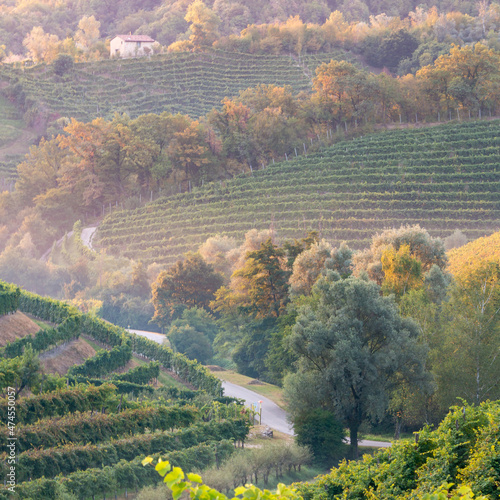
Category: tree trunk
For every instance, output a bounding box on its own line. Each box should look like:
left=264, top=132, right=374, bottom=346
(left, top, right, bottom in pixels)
left=350, top=423, right=359, bottom=459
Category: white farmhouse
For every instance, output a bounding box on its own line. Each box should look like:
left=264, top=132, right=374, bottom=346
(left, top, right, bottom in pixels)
left=110, top=34, right=155, bottom=58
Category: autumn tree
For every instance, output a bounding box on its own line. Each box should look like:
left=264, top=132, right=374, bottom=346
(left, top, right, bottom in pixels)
left=152, top=253, right=224, bottom=327
left=210, top=98, right=254, bottom=167
left=198, top=234, right=238, bottom=278
left=170, top=0, right=220, bottom=51
left=187, top=0, right=220, bottom=50
left=216, top=239, right=290, bottom=319
left=15, top=138, right=67, bottom=206
left=434, top=236, right=500, bottom=411
left=289, top=239, right=332, bottom=297
left=23, top=26, right=60, bottom=63
left=312, top=60, right=376, bottom=126
left=75, top=15, right=101, bottom=50
left=417, top=42, right=500, bottom=114
left=168, top=120, right=218, bottom=185
left=381, top=243, right=424, bottom=298
left=354, top=224, right=447, bottom=285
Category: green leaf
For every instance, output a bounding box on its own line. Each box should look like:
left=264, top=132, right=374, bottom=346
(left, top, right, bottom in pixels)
left=234, top=486, right=247, bottom=496
left=171, top=481, right=188, bottom=500
left=155, top=459, right=172, bottom=477
left=165, top=466, right=185, bottom=487
left=187, top=473, right=203, bottom=483
left=141, top=456, right=153, bottom=466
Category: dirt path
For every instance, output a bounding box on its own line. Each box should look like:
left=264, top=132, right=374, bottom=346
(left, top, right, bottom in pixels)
left=0, top=128, right=35, bottom=161
left=81, top=226, right=97, bottom=251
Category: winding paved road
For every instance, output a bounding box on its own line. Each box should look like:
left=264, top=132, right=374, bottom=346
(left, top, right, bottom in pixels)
left=128, top=328, right=391, bottom=447
left=128, top=328, right=166, bottom=344
left=222, top=380, right=294, bottom=435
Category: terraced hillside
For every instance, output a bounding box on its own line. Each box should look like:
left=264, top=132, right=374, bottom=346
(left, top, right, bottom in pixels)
left=0, top=94, right=27, bottom=183
left=96, top=119, right=500, bottom=266
left=0, top=283, right=250, bottom=500
left=0, top=49, right=324, bottom=122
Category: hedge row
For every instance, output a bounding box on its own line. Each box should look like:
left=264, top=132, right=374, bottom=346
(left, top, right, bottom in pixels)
left=0, top=440, right=236, bottom=500
left=112, top=361, right=160, bottom=385
left=68, top=341, right=132, bottom=378
left=0, top=280, right=20, bottom=316
left=18, top=289, right=78, bottom=324
left=80, top=314, right=125, bottom=347
left=129, top=334, right=223, bottom=396
left=67, top=376, right=154, bottom=397
left=0, top=405, right=197, bottom=452
left=0, top=383, right=122, bottom=425
left=11, top=419, right=249, bottom=482
left=15, top=284, right=223, bottom=395
left=1, top=315, right=82, bottom=358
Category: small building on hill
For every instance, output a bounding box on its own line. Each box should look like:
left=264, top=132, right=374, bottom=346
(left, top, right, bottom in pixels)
left=110, top=34, right=155, bottom=58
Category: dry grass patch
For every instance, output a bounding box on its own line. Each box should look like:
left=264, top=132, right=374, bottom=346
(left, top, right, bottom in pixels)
left=39, top=338, right=96, bottom=376
left=247, top=425, right=293, bottom=447
left=0, top=311, right=42, bottom=346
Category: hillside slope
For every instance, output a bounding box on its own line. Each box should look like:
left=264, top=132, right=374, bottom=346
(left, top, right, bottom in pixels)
left=448, top=230, right=500, bottom=279
left=95, top=119, right=500, bottom=266
left=0, top=49, right=323, bottom=123
left=0, top=311, right=41, bottom=346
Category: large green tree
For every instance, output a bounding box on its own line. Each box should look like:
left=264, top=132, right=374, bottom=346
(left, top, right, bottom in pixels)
left=285, top=272, right=431, bottom=458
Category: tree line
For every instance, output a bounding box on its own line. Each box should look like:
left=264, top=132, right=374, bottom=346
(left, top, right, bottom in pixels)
left=2, top=40, right=499, bottom=260
left=150, top=225, right=500, bottom=460
left=3, top=0, right=499, bottom=79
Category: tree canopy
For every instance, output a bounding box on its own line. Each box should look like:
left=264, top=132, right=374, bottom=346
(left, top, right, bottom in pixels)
left=285, top=272, right=431, bottom=458
left=152, top=253, right=224, bottom=327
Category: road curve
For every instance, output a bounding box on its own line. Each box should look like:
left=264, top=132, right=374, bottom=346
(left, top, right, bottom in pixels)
left=222, top=380, right=294, bottom=435
left=81, top=226, right=98, bottom=250
left=126, top=329, right=391, bottom=447
left=128, top=328, right=166, bottom=344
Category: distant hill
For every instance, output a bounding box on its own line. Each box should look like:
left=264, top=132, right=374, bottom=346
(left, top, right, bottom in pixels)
left=95, top=119, right=500, bottom=266
left=448, top=230, right=500, bottom=279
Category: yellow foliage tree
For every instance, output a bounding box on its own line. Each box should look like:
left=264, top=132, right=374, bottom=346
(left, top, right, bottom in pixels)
left=185, top=0, right=221, bottom=51
left=23, top=26, right=60, bottom=63
left=381, top=244, right=424, bottom=297
left=75, top=15, right=101, bottom=50
left=447, top=231, right=500, bottom=281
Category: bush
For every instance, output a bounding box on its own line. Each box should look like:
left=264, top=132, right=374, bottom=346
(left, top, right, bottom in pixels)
left=54, top=54, right=74, bottom=76
left=294, top=409, right=345, bottom=465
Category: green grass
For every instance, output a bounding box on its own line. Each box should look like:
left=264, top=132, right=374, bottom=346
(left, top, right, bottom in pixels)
left=211, top=368, right=286, bottom=408
left=250, top=465, right=326, bottom=491
left=0, top=94, right=23, bottom=147
left=96, top=119, right=500, bottom=266
left=359, top=431, right=413, bottom=442
left=29, top=317, right=53, bottom=330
